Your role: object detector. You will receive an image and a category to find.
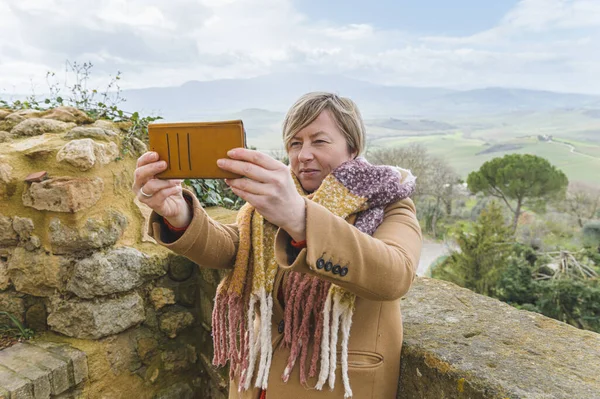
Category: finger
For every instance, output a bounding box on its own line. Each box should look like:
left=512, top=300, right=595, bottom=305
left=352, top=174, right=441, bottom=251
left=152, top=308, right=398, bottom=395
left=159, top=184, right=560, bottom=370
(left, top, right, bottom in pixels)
left=146, top=184, right=183, bottom=207
left=136, top=151, right=159, bottom=168
left=225, top=177, right=271, bottom=196
left=218, top=158, right=271, bottom=183
left=132, top=160, right=168, bottom=191
left=139, top=178, right=183, bottom=198
left=230, top=186, right=261, bottom=207
left=226, top=148, right=283, bottom=171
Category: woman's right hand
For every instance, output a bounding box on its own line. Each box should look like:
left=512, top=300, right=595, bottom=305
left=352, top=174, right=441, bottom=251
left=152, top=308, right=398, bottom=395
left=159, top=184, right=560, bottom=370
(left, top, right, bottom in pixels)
left=132, top=151, right=192, bottom=228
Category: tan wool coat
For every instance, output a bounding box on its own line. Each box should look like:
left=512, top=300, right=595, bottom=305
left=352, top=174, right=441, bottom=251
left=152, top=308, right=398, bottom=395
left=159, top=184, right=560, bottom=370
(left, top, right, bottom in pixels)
left=148, top=188, right=422, bottom=399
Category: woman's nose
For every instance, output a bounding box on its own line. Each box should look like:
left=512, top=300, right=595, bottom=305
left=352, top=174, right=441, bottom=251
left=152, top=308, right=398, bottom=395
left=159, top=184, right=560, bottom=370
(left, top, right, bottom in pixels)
left=298, top=145, right=314, bottom=162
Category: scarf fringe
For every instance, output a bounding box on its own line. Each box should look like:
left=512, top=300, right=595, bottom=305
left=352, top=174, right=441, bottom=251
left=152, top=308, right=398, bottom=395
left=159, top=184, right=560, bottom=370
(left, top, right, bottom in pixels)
left=211, top=158, right=415, bottom=399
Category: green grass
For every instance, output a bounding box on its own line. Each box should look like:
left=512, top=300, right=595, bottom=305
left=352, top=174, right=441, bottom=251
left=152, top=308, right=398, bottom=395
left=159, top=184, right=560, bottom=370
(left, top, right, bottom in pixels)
left=371, top=133, right=600, bottom=187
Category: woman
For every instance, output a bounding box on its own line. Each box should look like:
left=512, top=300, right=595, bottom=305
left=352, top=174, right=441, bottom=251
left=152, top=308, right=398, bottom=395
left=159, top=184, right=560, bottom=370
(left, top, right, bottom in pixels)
left=132, top=92, right=422, bottom=399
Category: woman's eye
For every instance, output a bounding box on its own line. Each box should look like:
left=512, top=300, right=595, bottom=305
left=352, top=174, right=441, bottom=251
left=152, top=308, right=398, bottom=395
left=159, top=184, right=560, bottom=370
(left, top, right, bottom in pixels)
left=314, top=140, right=326, bottom=144
left=290, top=142, right=301, bottom=147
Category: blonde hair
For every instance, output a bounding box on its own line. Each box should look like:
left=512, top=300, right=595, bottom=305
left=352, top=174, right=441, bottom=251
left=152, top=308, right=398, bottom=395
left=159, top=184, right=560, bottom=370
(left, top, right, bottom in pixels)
left=282, top=92, right=366, bottom=156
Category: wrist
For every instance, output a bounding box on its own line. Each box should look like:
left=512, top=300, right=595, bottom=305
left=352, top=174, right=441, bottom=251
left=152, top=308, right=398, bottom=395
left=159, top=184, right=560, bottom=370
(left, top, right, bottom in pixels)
left=283, top=196, right=306, bottom=242
left=165, top=197, right=192, bottom=228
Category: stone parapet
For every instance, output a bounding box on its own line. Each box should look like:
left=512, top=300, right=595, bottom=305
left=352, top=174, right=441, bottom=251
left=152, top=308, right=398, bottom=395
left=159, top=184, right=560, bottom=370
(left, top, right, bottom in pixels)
left=398, top=277, right=600, bottom=399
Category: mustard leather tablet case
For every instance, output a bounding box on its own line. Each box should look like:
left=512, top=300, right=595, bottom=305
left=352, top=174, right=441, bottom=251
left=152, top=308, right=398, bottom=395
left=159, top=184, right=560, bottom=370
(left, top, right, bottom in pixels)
left=148, top=120, right=246, bottom=179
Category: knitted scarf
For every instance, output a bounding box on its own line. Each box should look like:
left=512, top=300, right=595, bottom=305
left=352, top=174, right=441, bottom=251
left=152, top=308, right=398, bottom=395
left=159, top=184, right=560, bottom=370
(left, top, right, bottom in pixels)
left=211, top=157, right=416, bottom=398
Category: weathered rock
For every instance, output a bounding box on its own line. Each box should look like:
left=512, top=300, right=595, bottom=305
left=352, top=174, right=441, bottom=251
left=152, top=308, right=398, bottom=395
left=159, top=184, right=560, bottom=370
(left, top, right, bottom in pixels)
left=153, top=382, right=194, bottom=399
left=133, top=197, right=157, bottom=244
left=91, top=119, right=121, bottom=134
left=136, top=336, right=159, bottom=363
left=65, top=126, right=118, bottom=141
left=0, top=256, right=10, bottom=290
left=0, top=292, right=25, bottom=323
left=398, top=277, right=600, bottom=399
left=56, top=138, right=119, bottom=171
left=67, top=247, right=165, bottom=298
left=47, top=292, right=146, bottom=339
left=25, top=302, right=48, bottom=331
left=103, top=330, right=142, bottom=374
left=149, top=287, right=176, bottom=310
left=22, top=235, right=41, bottom=252
left=22, top=176, right=104, bottom=212
left=7, top=248, right=68, bottom=296
left=12, top=217, right=34, bottom=240
left=14, top=109, right=42, bottom=118
left=24, top=171, right=48, bottom=183
left=131, top=137, right=147, bottom=155
left=160, top=344, right=197, bottom=372
left=49, top=211, right=127, bottom=254
left=5, top=112, right=25, bottom=125
left=10, top=134, right=53, bottom=153
left=41, top=106, right=93, bottom=124
left=0, top=161, right=16, bottom=198
left=158, top=308, right=195, bottom=339
left=0, top=215, right=18, bottom=247
left=0, top=131, right=13, bottom=142
left=11, top=118, right=75, bottom=136
left=0, top=109, right=10, bottom=120
left=167, top=255, right=195, bottom=282
left=175, top=282, right=197, bottom=308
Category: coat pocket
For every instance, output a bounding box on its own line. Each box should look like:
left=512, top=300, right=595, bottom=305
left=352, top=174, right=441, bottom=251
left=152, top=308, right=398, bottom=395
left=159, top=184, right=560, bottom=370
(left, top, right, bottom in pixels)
left=337, top=350, right=384, bottom=369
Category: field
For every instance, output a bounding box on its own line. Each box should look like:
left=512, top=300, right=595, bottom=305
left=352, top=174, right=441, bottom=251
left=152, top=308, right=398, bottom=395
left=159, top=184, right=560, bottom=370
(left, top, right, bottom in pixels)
left=231, top=108, right=600, bottom=187
left=370, top=133, right=600, bottom=185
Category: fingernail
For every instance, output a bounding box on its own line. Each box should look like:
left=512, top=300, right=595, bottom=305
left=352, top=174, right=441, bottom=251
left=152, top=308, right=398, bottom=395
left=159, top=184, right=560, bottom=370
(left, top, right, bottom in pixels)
left=227, top=149, right=235, bottom=156
left=217, top=159, right=225, bottom=166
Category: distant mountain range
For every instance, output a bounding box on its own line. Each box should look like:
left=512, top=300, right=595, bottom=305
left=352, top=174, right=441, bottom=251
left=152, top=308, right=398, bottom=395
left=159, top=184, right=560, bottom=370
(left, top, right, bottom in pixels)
left=119, top=72, right=600, bottom=120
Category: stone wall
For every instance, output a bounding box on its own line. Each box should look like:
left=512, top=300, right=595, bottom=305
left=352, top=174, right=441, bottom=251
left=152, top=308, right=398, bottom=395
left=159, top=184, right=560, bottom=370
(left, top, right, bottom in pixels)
left=0, top=106, right=235, bottom=398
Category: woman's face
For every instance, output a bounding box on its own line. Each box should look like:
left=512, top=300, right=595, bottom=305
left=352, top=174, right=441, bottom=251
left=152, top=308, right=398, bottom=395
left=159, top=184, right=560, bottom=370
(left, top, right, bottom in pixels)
left=288, top=109, right=357, bottom=192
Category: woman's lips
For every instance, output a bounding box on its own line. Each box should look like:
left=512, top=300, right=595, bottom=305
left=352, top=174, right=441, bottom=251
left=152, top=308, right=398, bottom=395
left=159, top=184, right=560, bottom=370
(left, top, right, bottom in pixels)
left=300, top=169, right=319, bottom=177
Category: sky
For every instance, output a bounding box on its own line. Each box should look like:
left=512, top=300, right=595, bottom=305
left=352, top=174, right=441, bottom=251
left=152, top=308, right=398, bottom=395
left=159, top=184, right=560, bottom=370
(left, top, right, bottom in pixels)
left=1, top=0, right=599, bottom=95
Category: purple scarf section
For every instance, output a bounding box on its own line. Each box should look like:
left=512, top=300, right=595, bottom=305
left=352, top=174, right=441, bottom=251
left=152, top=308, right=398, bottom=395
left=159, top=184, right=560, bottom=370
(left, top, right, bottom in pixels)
left=332, top=157, right=416, bottom=235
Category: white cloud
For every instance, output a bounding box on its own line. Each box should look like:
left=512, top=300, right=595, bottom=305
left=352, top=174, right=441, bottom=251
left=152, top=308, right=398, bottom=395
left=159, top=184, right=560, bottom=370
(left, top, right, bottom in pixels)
left=0, top=0, right=599, bottom=95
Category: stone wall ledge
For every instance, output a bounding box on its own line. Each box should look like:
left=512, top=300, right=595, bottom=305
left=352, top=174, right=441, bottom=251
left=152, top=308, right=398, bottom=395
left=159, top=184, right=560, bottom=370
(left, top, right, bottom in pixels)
left=0, top=342, right=87, bottom=398
left=398, top=277, right=600, bottom=399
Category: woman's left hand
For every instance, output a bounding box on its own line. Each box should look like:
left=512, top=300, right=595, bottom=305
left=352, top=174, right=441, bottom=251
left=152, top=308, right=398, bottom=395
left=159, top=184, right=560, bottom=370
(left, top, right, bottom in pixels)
left=217, top=148, right=306, bottom=241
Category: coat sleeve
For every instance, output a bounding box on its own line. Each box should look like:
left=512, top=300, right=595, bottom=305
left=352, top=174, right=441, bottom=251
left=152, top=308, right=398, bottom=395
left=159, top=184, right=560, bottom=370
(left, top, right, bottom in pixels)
left=147, top=188, right=239, bottom=269
left=274, top=197, right=422, bottom=301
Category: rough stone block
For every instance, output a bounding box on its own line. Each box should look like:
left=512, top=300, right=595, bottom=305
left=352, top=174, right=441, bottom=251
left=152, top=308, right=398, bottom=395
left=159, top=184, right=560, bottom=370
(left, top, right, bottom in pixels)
left=41, top=107, right=92, bottom=124
left=11, top=218, right=34, bottom=241
left=0, top=258, right=9, bottom=291
left=7, top=248, right=67, bottom=297
left=47, top=292, right=146, bottom=339
left=11, top=118, right=74, bottom=137
left=149, top=287, right=176, bottom=310
left=49, top=211, right=127, bottom=254
left=22, top=177, right=104, bottom=213
left=56, top=138, right=118, bottom=171
left=64, top=126, right=117, bottom=141
left=0, top=216, right=17, bottom=247
left=0, top=292, right=25, bottom=324
left=0, top=162, right=15, bottom=199
left=67, top=247, right=164, bottom=298
left=158, top=308, right=195, bottom=339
